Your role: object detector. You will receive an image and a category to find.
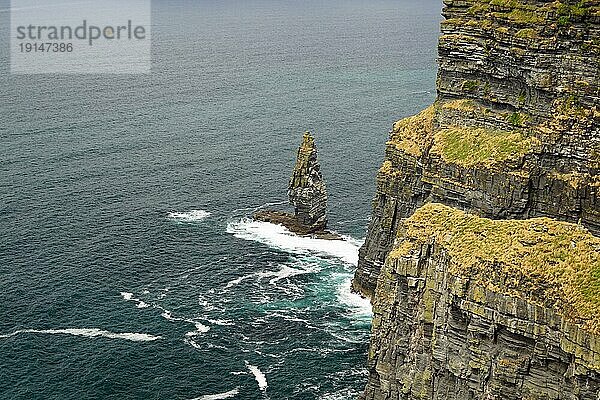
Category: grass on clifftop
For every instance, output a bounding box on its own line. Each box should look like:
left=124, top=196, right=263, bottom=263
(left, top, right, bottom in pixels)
left=392, top=203, right=600, bottom=335
left=389, top=105, right=436, bottom=157
left=466, top=0, right=600, bottom=24
left=387, top=103, right=537, bottom=167
left=431, top=126, right=536, bottom=167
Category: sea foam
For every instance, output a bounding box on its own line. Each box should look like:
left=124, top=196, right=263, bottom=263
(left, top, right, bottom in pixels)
left=245, top=362, right=268, bottom=392
left=121, top=291, right=210, bottom=336
left=0, top=328, right=161, bottom=342
left=226, top=218, right=362, bottom=265
left=189, top=388, right=239, bottom=400
left=159, top=308, right=210, bottom=336
left=335, top=275, right=373, bottom=318
left=225, top=261, right=321, bottom=289
left=168, top=210, right=211, bottom=223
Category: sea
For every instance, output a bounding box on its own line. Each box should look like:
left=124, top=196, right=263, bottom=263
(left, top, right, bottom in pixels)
left=0, top=1, right=440, bottom=399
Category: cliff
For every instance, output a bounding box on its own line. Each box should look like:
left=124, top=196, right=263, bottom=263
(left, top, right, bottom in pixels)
left=361, top=204, right=600, bottom=399
left=354, top=0, right=600, bottom=298
left=355, top=0, right=600, bottom=398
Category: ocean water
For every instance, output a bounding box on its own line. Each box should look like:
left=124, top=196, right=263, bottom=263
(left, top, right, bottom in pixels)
left=0, top=1, right=440, bottom=399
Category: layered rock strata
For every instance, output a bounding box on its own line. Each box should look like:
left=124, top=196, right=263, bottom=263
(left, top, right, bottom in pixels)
left=255, top=132, right=335, bottom=237
left=360, top=203, right=600, bottom=400
left=354, top=0, right=600, bottom=298
left=288, top=131, right=328, bottom=229
left=354, top=1, right=600, bottom=399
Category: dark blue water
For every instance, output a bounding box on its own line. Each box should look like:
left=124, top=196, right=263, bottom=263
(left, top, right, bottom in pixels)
left=0, top=1, right=440, bottom=398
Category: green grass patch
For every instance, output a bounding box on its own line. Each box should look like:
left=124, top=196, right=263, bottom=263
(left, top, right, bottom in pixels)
left=388, top=105, right=436, bottom=157
left=506, top=112, right=527, bottom=126
left=431, top=126, right=535, bottom=167
left=462, top=80, right=480, bottom=93
left=392, top=203, right=600, bottom=335
left=516, top=28, right=537, bottom=38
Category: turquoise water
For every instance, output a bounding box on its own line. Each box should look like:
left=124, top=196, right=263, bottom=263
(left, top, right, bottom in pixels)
left=0, top=1, right=440, bottom=398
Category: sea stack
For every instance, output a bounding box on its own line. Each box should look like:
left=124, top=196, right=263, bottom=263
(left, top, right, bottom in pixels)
left=254, top=132, right=337, bottom=239
left=288, top=131, right=328, bottom=230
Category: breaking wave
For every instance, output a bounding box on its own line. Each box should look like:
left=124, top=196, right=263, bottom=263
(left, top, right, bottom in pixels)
left=120, top=291, right=210, bottom=336
left=225, top=260, right=321, bottom=289
left=168, top=210, right=211, bottom=223
left=226, top=218, right=362, bottom=265
left=245, top=362, right=268, bottom=392
left=0, top=328, right=161, bottom=342
left=335, top=276, right=372, bottom=319
left=189, top=388, right=239, bottom=400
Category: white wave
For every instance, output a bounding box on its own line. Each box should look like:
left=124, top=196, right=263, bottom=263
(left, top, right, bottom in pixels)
left=207, top=343, right=228, bottom=350
left=121, top=292, right=134, bottom=301
left=320, top=388, right=362, bottom=400
left=264, top=264, right=316, bottom=285
left=225, top=273, right=255, bottom=288
left=120, top=291, right=152, bottom=310
left=207, top=319, right=235, bottom=326
left=335, top=275, right=373, bottom=319
left=245, top=362, right=268, bottom=391
left=225, top=261, right=320, bottom=290
left=198, top=294, right=217, bottom=311
left=185, top=322, right=211, bottom=337
left=160, top=308, right=210, bottom=336
left=0, top=328, right=161, bottom=342
left=184, top=338, right=202, bottom=350
left=137, top=301, right=150, bottom=309
left=326, top=329, right=364, bottom=344
left=268, top=312, right=318, bottom=329
left=227, top=218, right=362, bottom=265
left=121, top=292, right=210, bottom=336
left=189, top=388, right=239, bottom=400
left=168, top=210, right=211, bottom=223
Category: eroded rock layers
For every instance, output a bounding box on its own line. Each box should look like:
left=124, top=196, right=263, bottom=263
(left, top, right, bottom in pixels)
left=354, top=0, right=600, bottom=298
left=288, top=131, right=328, bottom=230
left=254, top=131, right=332, bottom=236
left=361, top=204, right=600, bottom=400
left=355, top=0, right=600, bottom=398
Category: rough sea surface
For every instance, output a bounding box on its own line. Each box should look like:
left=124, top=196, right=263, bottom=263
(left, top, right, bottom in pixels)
left=0, top=1, right=440, bottom=398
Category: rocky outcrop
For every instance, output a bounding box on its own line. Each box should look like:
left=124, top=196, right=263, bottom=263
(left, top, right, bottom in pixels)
left=361, top=204, right=600, bottom=400
left=288, top=131, right=328, bottom=230
left=354, top=0, right=600, bottom=399
left=254, top=132, right=334, bottom=237
left=354, top=0, right=600, bottom=298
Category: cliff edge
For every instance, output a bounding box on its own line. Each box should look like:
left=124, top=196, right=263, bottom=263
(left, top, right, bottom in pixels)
left=355, top=0, right=600, bottom=398
left=361, top=204, right=600, bottom=399
left=354, top=0, right=600, bottom=297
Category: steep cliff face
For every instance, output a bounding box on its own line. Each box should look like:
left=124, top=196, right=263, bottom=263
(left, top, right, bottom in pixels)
left=360, top=204, right=600, bottom=400
left=355, top=0, right=600, bottom=398
left=354, top=0, right=600, bottom=297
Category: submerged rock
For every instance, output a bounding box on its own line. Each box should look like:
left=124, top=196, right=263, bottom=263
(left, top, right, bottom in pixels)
left=254, top=132, right=339, bottom=239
